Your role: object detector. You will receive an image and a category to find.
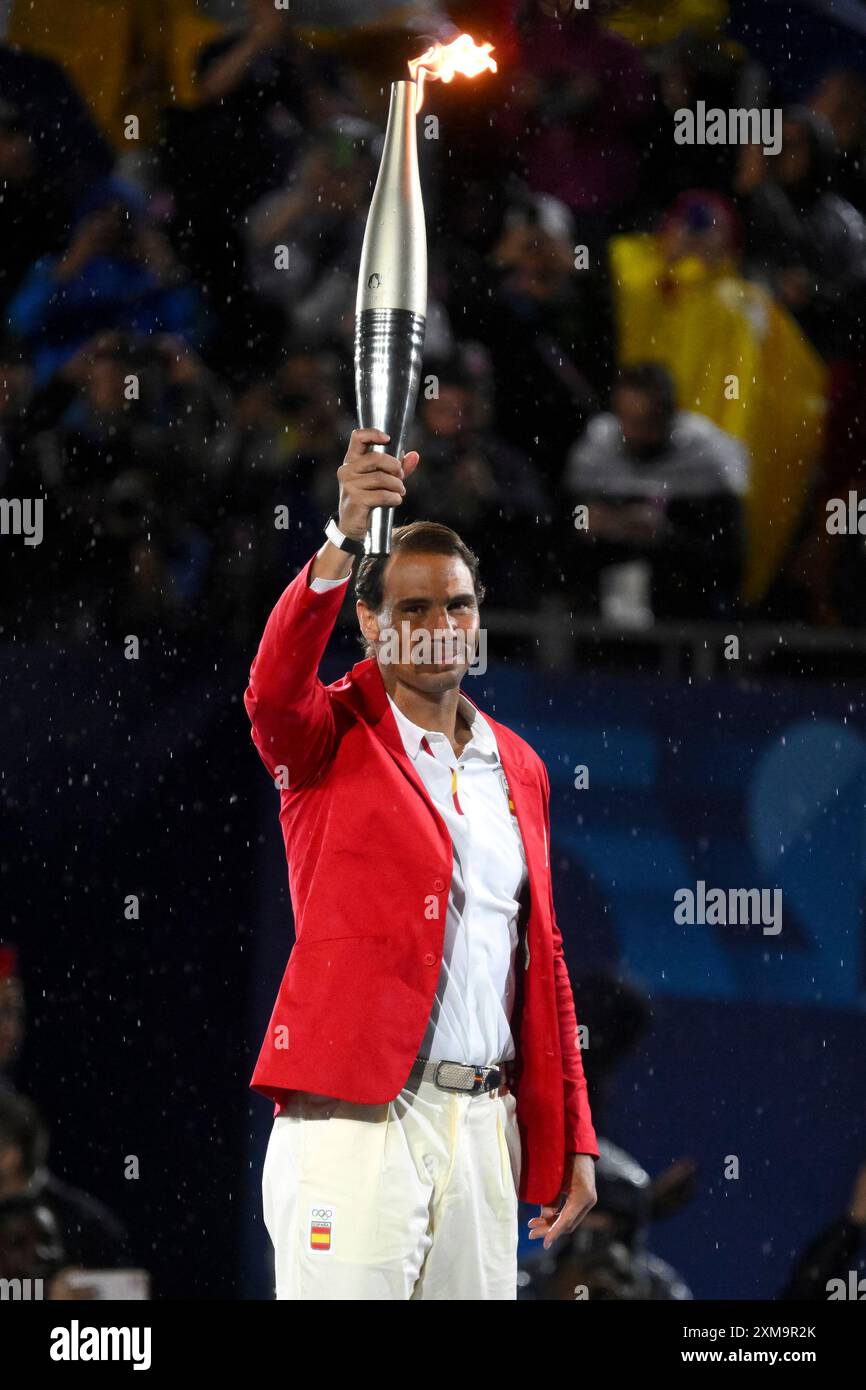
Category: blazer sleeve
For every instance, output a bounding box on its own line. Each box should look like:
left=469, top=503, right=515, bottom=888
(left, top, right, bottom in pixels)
left=243, top=550, right=349, bottom=787
left=540, top=760, right=600, bottom=1160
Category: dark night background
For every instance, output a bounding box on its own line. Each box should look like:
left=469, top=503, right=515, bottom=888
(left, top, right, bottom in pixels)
left=2, top=0, right=866, bottom=1300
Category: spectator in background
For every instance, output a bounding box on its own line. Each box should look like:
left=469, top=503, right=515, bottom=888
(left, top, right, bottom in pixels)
left=778, top=1160, right=866, bottom=1300
left=642, top=30, right=771, bottom=220
left=496, top=1, right=653, bottom=247
left=205, top=346, right=358, bottom=642
left=608, top=187, right=827, bottom=610
left=0, top=1193, right=67, bottom=1290
left=279, top=349, right=361, bottom=522
left=244, top=115, right=454, bottom=368
left=808, top=67, right=866, bottom=215
left=735, top=106, right=866, bottom=361
left=17, top=331, right=218, bottom=640
left=193, top=0, right=353, bottom=199
left=6, top=178, right=205, bottom=385
left=216, top=347, right=356, bottom=516
left=159, top=0, right=358, bottom=380
left=403, top=345, right=551, bottom=605
left=462, top=189, right=614, bottom=495
left=735, top=106, right=866, bottom=621
left=0, top=1091, right=128, bottom=1270
left=0, top=99, right=70, bottom=317
left=0, top=39, right=111, bottom=165
left=250, top=346, right=356, bottom=552
left=242, top=118, right=377, bottom=348
left=564, top=363, right=747, bottom=621
left=0, top=44, right=112, bottom=262
left=27, top=330, right=229, bottom=496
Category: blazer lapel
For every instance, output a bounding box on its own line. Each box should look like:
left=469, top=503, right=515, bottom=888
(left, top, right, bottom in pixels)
left=347, top=658, right=449, bottom=826
left=347, top=661, right=548, bottom=897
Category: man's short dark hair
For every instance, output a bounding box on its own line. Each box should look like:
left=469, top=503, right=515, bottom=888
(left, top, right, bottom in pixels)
left=614, top=362, right=677, bottom=418
left=354, top=520, right=485, bottom=658
left=0, top=1092, right=49, bottom=1177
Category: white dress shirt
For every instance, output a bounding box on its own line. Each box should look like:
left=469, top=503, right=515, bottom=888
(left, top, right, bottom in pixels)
left=309, top=566, right=529, bottom=1066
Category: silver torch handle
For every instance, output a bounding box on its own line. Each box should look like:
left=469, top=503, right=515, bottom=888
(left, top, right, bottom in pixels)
left=354, top=79, right=428, bottom=556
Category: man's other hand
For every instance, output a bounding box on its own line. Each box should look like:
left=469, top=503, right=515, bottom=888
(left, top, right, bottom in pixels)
left=528, top=1153, right=597, bottom=1250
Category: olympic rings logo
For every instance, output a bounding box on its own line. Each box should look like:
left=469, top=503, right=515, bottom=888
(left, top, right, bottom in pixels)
left=311, top=1208, right=333, bottom=1220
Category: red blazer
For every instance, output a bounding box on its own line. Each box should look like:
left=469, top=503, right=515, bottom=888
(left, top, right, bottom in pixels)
left=244, top=551, right=599, bottom=1204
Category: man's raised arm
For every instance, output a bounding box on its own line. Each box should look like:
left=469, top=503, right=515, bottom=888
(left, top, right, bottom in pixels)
left=243, top=428, right=418, bottom=787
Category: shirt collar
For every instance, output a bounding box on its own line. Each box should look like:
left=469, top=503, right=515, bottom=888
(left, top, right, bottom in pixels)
left=386, top=690, right=498, bottom=761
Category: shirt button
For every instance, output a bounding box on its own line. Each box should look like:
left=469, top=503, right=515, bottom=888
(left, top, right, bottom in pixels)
left=423, top=952, right=437, bottom=966
left=433, top=877, right=446, bottom=892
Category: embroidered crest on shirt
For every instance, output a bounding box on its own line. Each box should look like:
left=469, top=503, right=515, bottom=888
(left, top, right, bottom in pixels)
left=497, top=766, right=518, bottom=817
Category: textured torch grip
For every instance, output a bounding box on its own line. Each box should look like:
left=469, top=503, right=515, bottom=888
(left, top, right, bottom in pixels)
left=354, top=307, right=426, bottom=556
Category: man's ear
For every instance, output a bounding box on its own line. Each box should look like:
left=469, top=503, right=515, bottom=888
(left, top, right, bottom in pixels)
left=356, top=599, right=377, bottom=650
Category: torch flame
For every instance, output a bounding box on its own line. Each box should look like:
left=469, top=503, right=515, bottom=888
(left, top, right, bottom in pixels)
left=408, top=34, right=497, bottom=113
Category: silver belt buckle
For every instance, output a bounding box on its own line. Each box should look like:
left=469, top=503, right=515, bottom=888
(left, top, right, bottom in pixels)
left=432, top=1059, right=504, bottom=1095
left=433, top=1060, right=478, bottom=1093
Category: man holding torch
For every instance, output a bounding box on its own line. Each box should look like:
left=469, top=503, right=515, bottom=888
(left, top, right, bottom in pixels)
left=246, top=428, right=598, bottom=1300
left=246, top=31, right=596, bottom=1301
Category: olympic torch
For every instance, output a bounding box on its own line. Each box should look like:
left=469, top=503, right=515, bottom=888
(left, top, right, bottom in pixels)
left=354, top=36, right=497, bottom=555
left=355, top=79, right=426, bottom=557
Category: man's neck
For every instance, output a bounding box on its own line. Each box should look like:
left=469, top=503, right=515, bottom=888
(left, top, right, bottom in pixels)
left=385, top=677, right=473, bottom=757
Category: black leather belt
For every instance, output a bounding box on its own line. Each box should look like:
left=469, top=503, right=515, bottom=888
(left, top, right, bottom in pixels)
left=410, top=1055, right=512, bottom=1096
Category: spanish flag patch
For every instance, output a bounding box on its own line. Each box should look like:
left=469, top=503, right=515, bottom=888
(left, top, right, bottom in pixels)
left=309, top=1205, right=334, bottom=1252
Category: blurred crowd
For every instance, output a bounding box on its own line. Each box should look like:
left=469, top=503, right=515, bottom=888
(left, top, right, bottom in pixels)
left=2, top=0, right=866, bottom=643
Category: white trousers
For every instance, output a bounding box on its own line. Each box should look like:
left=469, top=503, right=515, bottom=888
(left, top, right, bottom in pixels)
left=262, top=1073, right=522, bottom=1300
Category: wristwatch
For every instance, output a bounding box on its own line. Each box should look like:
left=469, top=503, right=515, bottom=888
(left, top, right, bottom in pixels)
left=324, top=513, right=367, bottom=557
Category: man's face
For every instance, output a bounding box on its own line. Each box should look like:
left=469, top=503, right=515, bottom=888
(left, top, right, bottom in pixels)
left=359, top=551, right=480, bottom=695
left=614, top=387, right=672, bottom=461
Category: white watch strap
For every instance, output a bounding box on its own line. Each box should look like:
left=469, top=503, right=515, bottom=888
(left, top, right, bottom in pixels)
left=325, top=515, right=366, bottom=553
